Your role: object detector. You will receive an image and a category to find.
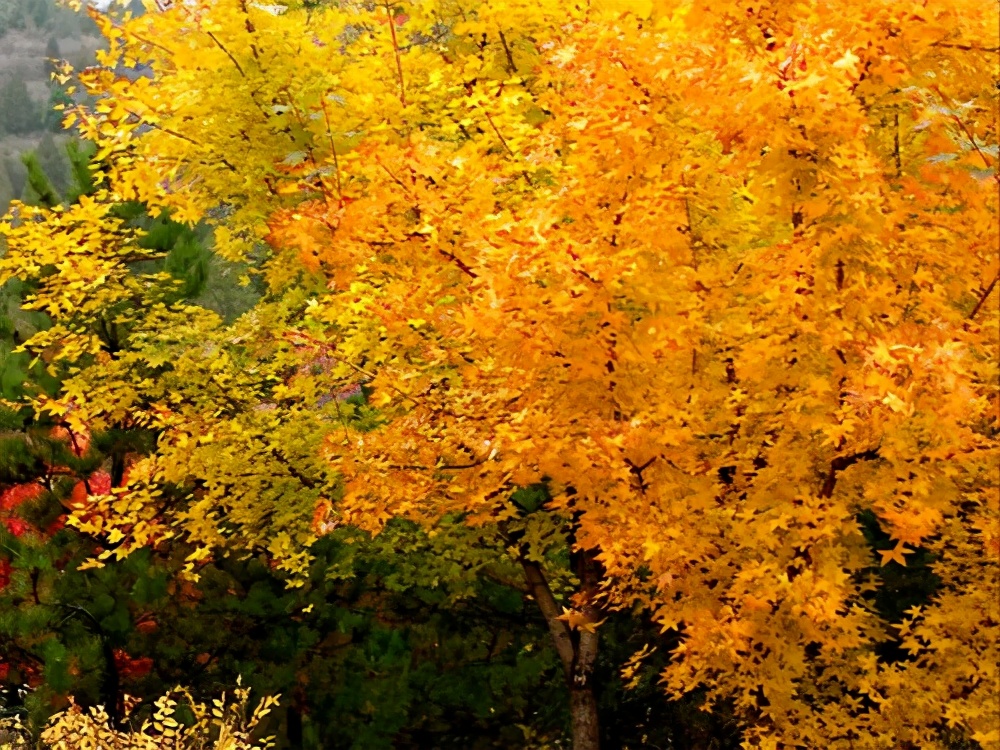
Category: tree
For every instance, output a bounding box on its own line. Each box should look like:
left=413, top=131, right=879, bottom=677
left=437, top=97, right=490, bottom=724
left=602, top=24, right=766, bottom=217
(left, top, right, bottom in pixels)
left=0, top=137, right=580, bottom=749
left=0, top=141, right=188, bottom=731
left=0, top=79, right=40, bottom=136
left=0, top=165, right=14, bottom=216
left=20, top=153, right=61, bottom=209
left=43, top=37, right=62, bottom=80
left=0, top=0, right=80, bottom=39
left=44, top=86, right=75, bottom=133
left=5, top=1, right=999, bottom=749
left=27, top=0, right=49, bottom=29
left=1, top=158, right=28, bottom=206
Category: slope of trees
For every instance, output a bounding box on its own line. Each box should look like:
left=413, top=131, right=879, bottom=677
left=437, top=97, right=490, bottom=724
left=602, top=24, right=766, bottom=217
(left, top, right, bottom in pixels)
left=0, top=0, right=94, bottom=39
left=0, top=0, right=997, bottom=748
left=0, top=0, right=103, bottom=180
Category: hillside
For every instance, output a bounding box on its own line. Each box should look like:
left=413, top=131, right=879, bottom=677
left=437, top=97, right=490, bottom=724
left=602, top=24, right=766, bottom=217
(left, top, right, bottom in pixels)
left=0, top=0, right=105, bottom=211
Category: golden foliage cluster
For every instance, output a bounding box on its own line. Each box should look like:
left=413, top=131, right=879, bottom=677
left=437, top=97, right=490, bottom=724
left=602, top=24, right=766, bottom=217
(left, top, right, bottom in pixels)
left=3, top=0, right=997, bottom=746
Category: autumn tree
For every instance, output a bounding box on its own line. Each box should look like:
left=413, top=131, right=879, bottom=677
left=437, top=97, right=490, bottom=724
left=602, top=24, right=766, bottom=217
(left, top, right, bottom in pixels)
left=0, top=143, right=262, bottom=735
left=5, top=0, right=998, bottom=748
left=0, top=121, right=582, bottom=750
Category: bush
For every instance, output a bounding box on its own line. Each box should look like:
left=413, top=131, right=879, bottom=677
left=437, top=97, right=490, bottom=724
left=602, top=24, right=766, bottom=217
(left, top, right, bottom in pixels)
left=40, top=682, right=279, bottom=750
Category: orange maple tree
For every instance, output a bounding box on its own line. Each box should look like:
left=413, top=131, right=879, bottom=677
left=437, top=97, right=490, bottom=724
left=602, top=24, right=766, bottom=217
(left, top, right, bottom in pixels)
left=4, top=0, right=997, bottom=747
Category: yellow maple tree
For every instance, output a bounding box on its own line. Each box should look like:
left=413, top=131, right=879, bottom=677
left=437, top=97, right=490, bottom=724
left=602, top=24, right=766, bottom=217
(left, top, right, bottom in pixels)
left=3, top=0, right=997, bottom=747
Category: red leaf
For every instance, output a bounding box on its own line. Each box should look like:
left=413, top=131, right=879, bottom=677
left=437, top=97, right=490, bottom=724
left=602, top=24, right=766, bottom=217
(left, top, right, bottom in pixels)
left=0, top=483, right=44, bottom=511
left=4, top=518, right=31, bottom=537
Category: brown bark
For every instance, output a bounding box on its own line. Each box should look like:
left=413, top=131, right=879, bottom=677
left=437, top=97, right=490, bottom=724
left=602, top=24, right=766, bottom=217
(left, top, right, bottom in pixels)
left=520, top=548, right=603, bottom=750
left=570, top=687, right=601, bottom=750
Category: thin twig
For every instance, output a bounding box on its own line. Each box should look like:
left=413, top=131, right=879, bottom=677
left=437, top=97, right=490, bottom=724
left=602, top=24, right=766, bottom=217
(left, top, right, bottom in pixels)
left=968, top=270, right=999, bottom=321
left=206, top=31, right=246, bottom=78
left=438, top=247, right=478, bottom=279
left=498, top=30, right=516, bottom=75
left=484, top=111, right=533, bottom=185
left=237, top=0, right=263, bottom=62
left=930, top=41, right=1000, bottom=53
left=485, top=111, right=514, bottom=157
left=931, top=85, right=998, bottom=183
left=375, top=157, right=412, bottom=194
left=319, top=95, right=344, bottom=199
left=384, top=1, right=407, bottom=107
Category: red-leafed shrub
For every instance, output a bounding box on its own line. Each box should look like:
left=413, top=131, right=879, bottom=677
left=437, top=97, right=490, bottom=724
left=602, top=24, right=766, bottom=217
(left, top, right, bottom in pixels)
left=69, top=470, right=114, bottom=508
left=0, top=483, right=43, bottom=511
left=113, top=649, right=154, bottom=681
left=4, top=518, right=30, bottom=537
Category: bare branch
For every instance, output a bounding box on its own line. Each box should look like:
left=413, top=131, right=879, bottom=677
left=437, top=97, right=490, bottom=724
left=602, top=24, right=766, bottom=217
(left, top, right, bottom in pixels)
left=969, top=270, right=999, bottom=321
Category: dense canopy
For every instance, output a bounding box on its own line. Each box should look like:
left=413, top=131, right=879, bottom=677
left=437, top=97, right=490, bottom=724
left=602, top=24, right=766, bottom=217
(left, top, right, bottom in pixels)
left=0, top=0, right=997, bottom=748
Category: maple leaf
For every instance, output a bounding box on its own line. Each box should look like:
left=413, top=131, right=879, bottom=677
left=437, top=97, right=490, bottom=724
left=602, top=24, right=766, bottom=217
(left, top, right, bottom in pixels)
left=557, top=607, right=606, bottom=633
left=878, top=541, right=915, bottom=567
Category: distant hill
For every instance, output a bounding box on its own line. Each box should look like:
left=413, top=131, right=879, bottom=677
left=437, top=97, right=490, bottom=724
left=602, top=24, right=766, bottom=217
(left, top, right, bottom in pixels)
left=0, top=0, right=109, bottom=212
left=0, top=0, right=100, bottom=41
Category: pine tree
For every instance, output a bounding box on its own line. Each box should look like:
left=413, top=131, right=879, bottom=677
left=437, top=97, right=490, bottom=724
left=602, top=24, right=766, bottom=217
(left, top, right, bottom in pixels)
left=63, top=139, right=95, bottom=204
left=44, top=86, right=74, bottom=133
left=0, top=163, right=14, bottom=216
left=0, top=2, right=25, bottom=37
left=1, top=158, right=27, bottom=202
left=20, top=152, right=60, bottom=209
left=26, top=0, right=49, bottom=29
left=43, top=37, right=61, bottom=79
left=0, top=79, right=40, bottom=136
left=0, top=142, right=211, bottom=731
left=35, top=134, right=69, bottom=196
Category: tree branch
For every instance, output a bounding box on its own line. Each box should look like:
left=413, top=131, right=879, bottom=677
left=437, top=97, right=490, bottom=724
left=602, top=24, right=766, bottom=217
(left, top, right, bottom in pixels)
left=820, top=447, right=880, bottom=499
left=519, top=556, right=575, bottom=680
left=968, top=270, right=999, bottom=321
left=930, top=41, right=1000, bottom=53
left=498, top=30, right=516, bottom=75
left=206, top=31, right=246, bottom=78
left=384, top=1, right=407, bottom=107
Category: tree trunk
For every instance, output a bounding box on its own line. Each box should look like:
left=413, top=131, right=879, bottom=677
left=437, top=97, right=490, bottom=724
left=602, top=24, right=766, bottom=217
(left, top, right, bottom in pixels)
left=520, top=550, right=602, bottom=750
left=570, top=686, right=601, bottom=750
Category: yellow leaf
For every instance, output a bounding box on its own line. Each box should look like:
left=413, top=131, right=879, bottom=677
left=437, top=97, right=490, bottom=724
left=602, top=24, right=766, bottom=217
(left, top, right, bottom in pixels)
left=879, top=542, right=915, bottom=567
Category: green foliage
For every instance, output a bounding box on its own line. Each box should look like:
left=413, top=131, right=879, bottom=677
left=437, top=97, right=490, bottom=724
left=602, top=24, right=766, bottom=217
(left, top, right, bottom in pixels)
left=44, top=86, right=74, bottom=133
left=0, top=277, right=55, bottom=402
left=20, top=152, right=60, bottom=209
left=130, top=210, right=212, bottom=300
left=15, top=137, right=92, bottom=210
left=1, top=498, right=571, bottom=748
left=43, top=36, right=60, bottom=79
left=2, top=158, right=28, bottom=205
left=34, top=134, right=69, bottom=193
left=63, top=139, right=95, bottom=203
left=0, top=163, right=14, bottom=215
left=0, top=79, right=40, bottom=136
